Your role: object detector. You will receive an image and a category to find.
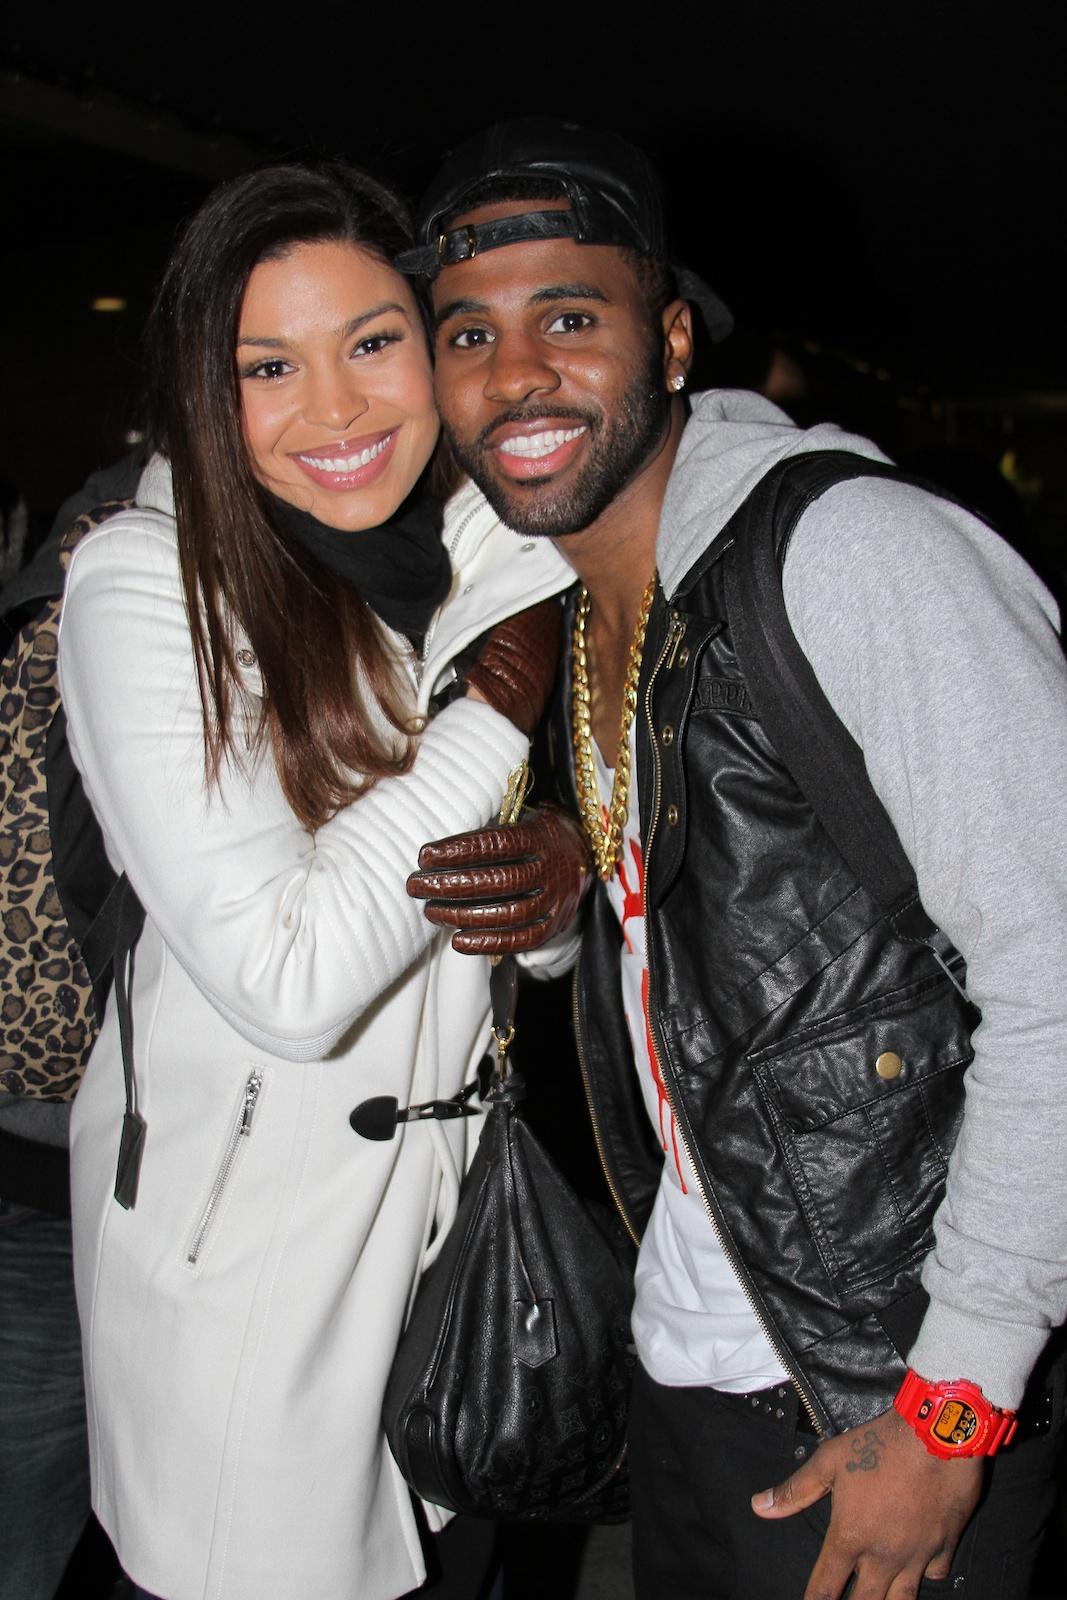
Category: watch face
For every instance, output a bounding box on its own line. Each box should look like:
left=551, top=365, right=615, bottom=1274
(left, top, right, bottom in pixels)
left=931, top=1398, right=979, bottom=1447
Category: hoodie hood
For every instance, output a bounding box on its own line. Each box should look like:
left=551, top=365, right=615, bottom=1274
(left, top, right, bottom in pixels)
left=657, top=390, right=890, bottom=597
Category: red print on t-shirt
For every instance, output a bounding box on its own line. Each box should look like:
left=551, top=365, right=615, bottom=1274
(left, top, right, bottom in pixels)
left=618, top=837, right=644, bottom=955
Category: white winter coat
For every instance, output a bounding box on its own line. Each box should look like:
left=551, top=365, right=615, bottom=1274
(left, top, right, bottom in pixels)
left=58, top=459, right=573, bottom=1600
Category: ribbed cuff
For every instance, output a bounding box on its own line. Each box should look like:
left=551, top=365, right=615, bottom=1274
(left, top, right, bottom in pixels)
left=908, top=1299, right=1051, bottom=1410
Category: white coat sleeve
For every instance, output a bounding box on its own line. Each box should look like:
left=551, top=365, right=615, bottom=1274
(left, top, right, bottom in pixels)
left=783, top=477, right=1067, bottom=1408
left=57, top=515, right=528, bottom=1061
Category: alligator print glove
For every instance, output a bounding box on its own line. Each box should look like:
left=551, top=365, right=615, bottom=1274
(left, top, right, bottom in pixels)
left=462, top=598, right=562, bottom=739
left=407, top=804, right=593, bottom=955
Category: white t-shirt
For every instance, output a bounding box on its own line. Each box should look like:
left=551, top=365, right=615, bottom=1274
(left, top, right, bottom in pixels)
left=594, top=738, right=788, bottom=1391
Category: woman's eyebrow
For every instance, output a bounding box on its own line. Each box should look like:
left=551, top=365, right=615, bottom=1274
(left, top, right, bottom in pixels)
left=339, top=302, right=409, bottom=336
left=237, top=302, right=409, bottom=347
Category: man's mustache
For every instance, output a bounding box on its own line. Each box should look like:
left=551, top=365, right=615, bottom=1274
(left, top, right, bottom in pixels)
left=474, top=405, right=598, bottom=452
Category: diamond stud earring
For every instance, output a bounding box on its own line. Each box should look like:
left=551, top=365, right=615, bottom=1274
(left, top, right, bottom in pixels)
left=671, top=373, right=686, bottom=392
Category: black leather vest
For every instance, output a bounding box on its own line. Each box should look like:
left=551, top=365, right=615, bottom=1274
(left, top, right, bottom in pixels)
left=560, top=515, right=976, bottom=1437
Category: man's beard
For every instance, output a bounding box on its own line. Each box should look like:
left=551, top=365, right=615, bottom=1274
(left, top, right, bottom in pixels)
left=443, top=340, right=669, bottom=539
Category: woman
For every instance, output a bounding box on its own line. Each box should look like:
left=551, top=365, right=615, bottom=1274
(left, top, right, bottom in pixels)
left=57, top=163, right=571, bottom=1600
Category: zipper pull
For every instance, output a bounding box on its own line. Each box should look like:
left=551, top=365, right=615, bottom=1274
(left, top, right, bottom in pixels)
left=240, top=1071, right=264, bottom=1136
left=665, top=613, right=687, bottom=671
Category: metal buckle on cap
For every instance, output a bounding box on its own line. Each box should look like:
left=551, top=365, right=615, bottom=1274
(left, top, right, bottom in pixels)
left=437, top=224, right=479, bottom=266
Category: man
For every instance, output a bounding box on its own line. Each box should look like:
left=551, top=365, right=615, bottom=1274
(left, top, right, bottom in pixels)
left=402, top=119, right=1067, bottom=1600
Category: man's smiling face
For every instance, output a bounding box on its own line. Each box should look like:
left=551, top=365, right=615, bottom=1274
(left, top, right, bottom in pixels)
left=431, top=200, right=675, bottom=540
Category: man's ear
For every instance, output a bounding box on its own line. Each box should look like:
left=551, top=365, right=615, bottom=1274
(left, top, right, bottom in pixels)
left=662, top=298, right=693, bottom=387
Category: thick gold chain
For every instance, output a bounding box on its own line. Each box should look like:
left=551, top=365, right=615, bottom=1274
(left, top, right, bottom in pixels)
left=571, top=578, right=656, bottom=880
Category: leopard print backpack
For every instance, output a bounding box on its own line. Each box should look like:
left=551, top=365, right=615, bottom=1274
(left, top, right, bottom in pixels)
left=0, top=500, right=132, bottom=1101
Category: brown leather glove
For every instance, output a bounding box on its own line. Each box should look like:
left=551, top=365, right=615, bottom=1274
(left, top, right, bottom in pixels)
left=463, top=598, right=562, bottom=739
left=406, top=804, right=593, bottom=955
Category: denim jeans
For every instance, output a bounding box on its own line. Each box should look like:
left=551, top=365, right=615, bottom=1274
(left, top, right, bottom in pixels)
left=0, top=1204, right=90, bottom=1600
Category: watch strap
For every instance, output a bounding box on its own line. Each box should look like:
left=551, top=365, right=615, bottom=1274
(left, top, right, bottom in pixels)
left=894, top=1368, right=1018, bottom=1458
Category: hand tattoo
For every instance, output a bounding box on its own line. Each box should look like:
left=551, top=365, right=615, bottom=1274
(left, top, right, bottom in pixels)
left=845, top=1428, right=885, bottom=1474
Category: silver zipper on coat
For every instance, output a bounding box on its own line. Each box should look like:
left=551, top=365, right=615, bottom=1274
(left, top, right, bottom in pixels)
left=186, top=1069, right=264, bottom=1266
left=641, top=611, right=824, bottom=1436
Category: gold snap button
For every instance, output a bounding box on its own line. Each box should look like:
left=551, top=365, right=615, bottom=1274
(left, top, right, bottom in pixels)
left=236, top=647, right=255, bottom=667
left=661, top=724, right=674, bottom=746
left=875, top=1051, right=903, bottom=1080
left=677, top=648, right=690, bottom=668
left=666, top=804, right=679, bottom=826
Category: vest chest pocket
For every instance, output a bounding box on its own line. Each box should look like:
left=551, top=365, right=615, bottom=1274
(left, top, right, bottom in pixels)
left=750, top=978, right=972, bottom=1298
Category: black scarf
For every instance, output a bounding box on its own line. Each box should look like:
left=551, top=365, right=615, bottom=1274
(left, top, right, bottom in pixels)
left=271, top=488, right=451, bottom=646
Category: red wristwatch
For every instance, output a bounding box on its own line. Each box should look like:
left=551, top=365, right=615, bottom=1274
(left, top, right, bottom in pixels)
left=894, top=1368, right=1018, bottom=1458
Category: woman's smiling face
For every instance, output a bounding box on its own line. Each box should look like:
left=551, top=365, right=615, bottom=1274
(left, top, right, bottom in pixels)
left=237, top=239, right=439, bottom=531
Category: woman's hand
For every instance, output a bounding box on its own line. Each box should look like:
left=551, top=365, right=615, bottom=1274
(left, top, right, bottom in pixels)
left=462, top=597, right=562, bottom=737
left=407, top=804, right=593, bottom=954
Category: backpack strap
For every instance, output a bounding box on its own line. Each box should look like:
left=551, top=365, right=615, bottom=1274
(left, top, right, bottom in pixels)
left=0, top=448, right=146, bottom=619
left=78, top=871, right=129, bottom=991
left=722, top=450, right=971, bottom=951
left=112, top=876, right=147, bottom=1210
left=0, top=495, right=136, bottom=643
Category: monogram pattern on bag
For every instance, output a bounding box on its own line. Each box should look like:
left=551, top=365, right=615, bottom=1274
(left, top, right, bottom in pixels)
left=0, top=505, right=126, bottom=1101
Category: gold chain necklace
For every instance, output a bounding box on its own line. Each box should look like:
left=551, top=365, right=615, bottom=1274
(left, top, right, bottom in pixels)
left=571, top=577, right=656, bottom=880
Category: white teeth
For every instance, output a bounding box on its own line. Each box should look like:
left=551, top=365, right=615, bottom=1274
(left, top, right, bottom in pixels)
left=497, top=427, right=586, bottom=459
left=299, top=432, right=393, bottom=472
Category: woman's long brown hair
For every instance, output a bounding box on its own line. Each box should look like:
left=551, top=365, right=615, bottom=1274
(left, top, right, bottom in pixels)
left=144, top=163, right=429, bottom=832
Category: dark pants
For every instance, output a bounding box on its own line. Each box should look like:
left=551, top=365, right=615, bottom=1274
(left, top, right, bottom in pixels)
left=628, top=1359, right=1066, bottom=1600
left=0, top=1205, right=90, bottom=1600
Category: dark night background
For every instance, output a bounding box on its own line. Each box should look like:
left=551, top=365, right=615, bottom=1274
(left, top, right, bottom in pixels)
left=2, top=0, right=1066, bottom=590
left=2, top=3, right=1066, bottom=1594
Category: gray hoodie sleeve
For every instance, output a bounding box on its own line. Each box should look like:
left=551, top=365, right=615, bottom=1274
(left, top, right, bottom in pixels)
left=783, top=476, right=1067, bottom=1409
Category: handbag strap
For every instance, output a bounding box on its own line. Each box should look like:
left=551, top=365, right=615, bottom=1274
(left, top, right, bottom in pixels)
left=489, top=955, right=518, bottom=1077
left=351, top=958, right=522, bottom=1143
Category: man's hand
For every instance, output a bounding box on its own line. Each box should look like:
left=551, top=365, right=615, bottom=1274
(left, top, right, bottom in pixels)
left=462, top=598, right=562, bottom=738
left=751, top=1405, right=983, bottom=1600
left=407, top=804, right=593, bottom=955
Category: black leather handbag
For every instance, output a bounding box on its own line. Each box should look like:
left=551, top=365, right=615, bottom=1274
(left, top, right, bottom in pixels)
left=379, top=958, right=635, bottom=1523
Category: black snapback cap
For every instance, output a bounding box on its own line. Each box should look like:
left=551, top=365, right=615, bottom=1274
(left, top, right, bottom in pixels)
left=396, top=117, right=733, bottom=343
